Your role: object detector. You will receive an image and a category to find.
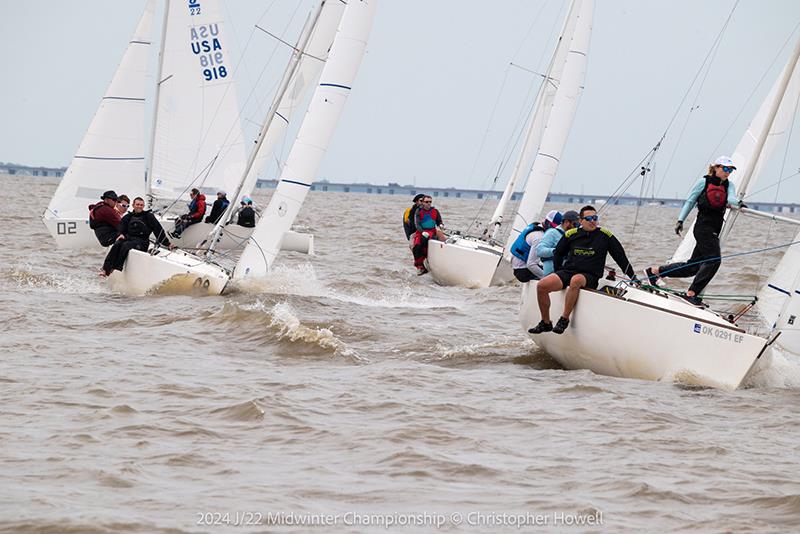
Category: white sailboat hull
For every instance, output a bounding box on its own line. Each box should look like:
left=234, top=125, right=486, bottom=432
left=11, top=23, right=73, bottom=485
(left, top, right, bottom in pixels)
left=520, top=280, right=768, bottom=390
left=44, top=217, right=313, bottom=254
left=107, top=248, right=229, bottom=296
left=169, top=222, right=315, bottom=255
left=427, top=236, right=513, bottom=288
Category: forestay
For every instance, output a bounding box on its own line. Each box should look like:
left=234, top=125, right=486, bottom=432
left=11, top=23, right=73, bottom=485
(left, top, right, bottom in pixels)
left=45, top=0, right=154, bottom=221
left=234, top=0, right=376, bottom=279
left=148, top=0, right=246, bottom=206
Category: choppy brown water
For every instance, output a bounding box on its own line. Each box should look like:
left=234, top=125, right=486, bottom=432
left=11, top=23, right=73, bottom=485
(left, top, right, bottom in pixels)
left=2, top=174, right=800, bottom=533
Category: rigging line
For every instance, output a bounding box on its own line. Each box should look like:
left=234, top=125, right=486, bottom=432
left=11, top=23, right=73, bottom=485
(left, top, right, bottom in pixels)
left=630, top=152, right=657, bottom=237
left=662, top=0, right=740, bottom=140
left=656, top=20, right=728, bottom=197
left=157, top=155, right=219, bottom=215
left=639, top=0, right=740, bottom=200
left=705, top=20, right=800, bottom=165
left=657, top=237, right=800, bottom=279
left=463, top=0, right=557, bottom=191
left=598, top=144, right=660, bottom=214
left=254, top=24, right=326, bottom=62
left=744, top=170, right=800, bottom=198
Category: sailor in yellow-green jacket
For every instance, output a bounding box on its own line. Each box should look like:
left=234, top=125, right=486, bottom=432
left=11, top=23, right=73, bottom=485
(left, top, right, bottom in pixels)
left=528, top=205, right=638, bottom=335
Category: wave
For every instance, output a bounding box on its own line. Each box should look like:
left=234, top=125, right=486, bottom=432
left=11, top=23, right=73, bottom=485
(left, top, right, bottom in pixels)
left=2, top=266, right=104, bottom=295
left=212, top=300, right=368, bottom=363
left=234, top=262, right=461, bottom=310
left=743, top=347, right=800, bottom=389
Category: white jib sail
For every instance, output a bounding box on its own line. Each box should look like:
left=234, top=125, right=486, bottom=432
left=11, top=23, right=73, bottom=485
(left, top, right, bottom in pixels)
left=44, top=0, right=155, bottom=221
left=234, top=0, right=376, bottom=279
left=148, top=0, right=246, bottom=205
left=232, top=0, right=346, bottom=208
left=670, top=38, right=800, bottom=263
left=758, top=226, right=800, bottom=350
left=489, top=0, right=582, bottom=236
left=505, top=0, right=593, bottom=253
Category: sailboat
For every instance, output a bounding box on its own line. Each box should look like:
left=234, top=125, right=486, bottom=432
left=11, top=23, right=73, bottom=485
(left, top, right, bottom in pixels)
left=42, top=0, right=316, bottom=254
left=520, top=33, right=800, bottom=390
left=426, top=0, right=592, bottom=288
left=107, top=0, right=376, bottom=296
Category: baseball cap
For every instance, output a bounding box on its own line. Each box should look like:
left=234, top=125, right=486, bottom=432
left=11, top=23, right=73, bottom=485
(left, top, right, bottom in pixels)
left=563, top=210, right=580, bottom=222
left=413, top=194, right=425, bottom=202
left=714, top=155, right=736, bottom=169
left=545, top=210, right=563, bottom=227
left=101, top=190, right=118, bottom=201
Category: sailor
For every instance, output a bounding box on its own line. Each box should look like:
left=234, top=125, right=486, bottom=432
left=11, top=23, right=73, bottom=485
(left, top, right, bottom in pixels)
left=509, top=210, right=562, bottom=283
left=88, top=190, right=122, bottom=247
left=411, top=195, right=444, bottom=275
left=529, top=205, right=638, bottom=334
left=204, top=191, right=230, bottom=224
left=236, top=197, right=257, bottom=228
left=172, top=188, right=206, bottom=238
left=114, top=195, right=130, bottom=216
left=101, top=197, right=173, bottom=276
left=403, top=194, right=425, bottom=240
left=643, top=156, right=738, bottom=306
left=536, top=210, right=580, bottom=275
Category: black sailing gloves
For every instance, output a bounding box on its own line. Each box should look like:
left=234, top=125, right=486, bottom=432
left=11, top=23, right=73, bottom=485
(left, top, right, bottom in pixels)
left=675, top=220, right=684, bottom=236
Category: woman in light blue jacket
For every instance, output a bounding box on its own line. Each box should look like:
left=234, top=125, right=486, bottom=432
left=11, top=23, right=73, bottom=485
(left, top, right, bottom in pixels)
left=536, top=210, right=580, bottom=275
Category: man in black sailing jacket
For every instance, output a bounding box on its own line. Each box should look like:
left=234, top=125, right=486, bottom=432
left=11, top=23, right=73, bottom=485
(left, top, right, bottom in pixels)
left=101, top=197, right=173, bottom=276
left=529, top=205, right=638, bottom=335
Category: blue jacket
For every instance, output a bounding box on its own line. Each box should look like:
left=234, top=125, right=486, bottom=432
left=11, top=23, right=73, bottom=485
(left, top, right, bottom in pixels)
left=536, top=226, right=565, bottom=275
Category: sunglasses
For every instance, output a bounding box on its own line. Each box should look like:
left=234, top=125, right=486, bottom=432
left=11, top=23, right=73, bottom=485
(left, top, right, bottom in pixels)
left=581, top=215, right=599, bottom=222
left=422, top=201, right=432, bottom=204
left=120, top=203, right=129, bottom=208
left=720, top=165, right=736, bottom=173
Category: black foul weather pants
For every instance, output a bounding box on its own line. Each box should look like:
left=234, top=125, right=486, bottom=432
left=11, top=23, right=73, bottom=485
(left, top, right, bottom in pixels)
left=657, top=222, right=721, bottom=295
left=102, top=238, right=149, bottom=274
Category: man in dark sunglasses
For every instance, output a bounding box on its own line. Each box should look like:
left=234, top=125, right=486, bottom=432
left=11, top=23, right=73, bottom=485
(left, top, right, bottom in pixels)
left=643, top=155, right=738, bottom=306
left=529, top=205, right=637, bottom=335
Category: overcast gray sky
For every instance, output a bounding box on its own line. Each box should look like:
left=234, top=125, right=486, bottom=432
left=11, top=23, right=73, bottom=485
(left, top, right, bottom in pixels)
left=2, top=0, right=800, bottom=201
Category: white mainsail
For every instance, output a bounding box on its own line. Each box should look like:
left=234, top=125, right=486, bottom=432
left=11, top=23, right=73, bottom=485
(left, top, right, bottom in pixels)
left=489, top=0, right=582, bottom=238
left=44, top=0, right=154, bottom=222
left=234, top=0, right=376, bottom=279
left=148, top=0, right=246, bottom=205
left=504, top=0, right=592, bottom=253
left=670, top=38, right=800, bottom=262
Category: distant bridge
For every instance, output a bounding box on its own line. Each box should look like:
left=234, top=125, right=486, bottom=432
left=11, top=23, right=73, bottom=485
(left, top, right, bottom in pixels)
left=256, top=179, right=800, bottom=214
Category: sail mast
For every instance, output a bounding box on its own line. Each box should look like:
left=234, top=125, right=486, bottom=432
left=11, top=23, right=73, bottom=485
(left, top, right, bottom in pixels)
left=718, top=36, right=800, bottom=244
left=205, top=1, right=328, bottom=256
left=487, top=0, right=579, bottom=240
left=505, top=0, right=592, bottom=252
left=145, top=0, right=170, bottom=206
left=233, top=0, right=376, bottom=279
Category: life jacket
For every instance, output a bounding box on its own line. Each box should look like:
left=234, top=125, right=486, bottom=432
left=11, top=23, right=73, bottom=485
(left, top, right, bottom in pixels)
left=416, top=207, right=440, bottom=230
left=237, top=206, right=256, bottom=227
left=188, top=194, right=206, bottom=220
left=510, top=222, right=545, bottom=261
left=403, top=206, right=412, bottom=224
left=697, top=175, right=728, bottom=212
left=127, top=214, right=150, bottom=239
